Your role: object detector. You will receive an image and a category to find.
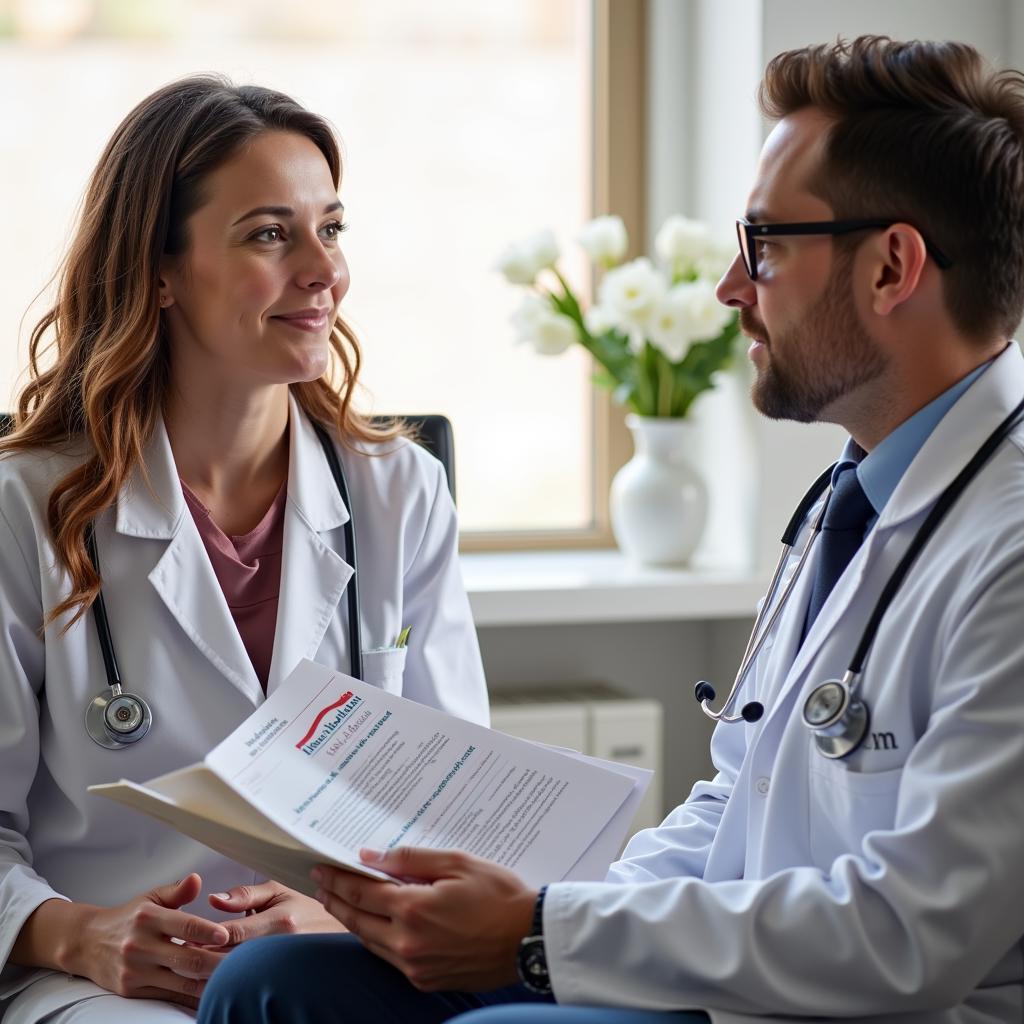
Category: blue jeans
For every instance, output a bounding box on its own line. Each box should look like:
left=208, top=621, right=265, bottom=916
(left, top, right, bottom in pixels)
left=196, top=933, right=709, bottom=1024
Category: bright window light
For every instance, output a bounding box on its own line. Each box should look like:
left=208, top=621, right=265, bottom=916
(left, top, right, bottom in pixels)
left=0, top=0, right=593, bottom=533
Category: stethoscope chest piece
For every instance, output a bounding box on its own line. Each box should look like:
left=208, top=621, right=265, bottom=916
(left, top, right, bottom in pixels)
left=85, top=688, right=152, bottom=749
left=802, top=675, right=869, bottom=760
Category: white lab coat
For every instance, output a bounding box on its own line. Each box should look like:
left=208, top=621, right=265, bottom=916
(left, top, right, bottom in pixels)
left=546, top=342, right=1024, bottom=1024
left=0, top=394, right=487, bottom=1018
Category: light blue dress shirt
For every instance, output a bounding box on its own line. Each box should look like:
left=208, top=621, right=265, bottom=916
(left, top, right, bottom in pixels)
left=834, top=360, right=992, bottom=530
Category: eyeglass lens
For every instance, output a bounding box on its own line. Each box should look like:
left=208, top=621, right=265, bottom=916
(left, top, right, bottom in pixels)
left=735, top=221, right=754, bottom=279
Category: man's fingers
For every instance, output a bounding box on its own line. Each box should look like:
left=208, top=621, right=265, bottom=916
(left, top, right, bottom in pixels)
left=358, top=936, right=412, bottom=978
left=314, top=868, right=398, bottom=918
left=360, top=845, right=471, bottom=881
left=318, top=887, right=391, bottom=939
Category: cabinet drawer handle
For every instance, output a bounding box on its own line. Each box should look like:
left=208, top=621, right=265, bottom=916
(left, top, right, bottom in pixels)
left=609, top=745, right=643, bottom=759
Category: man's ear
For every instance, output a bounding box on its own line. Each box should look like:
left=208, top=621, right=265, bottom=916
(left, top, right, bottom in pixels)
left=870, top=224, right=928, bottom=317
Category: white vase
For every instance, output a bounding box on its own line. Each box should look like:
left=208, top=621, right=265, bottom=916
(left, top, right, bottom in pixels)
left=610, top=414, right=708, bottom=566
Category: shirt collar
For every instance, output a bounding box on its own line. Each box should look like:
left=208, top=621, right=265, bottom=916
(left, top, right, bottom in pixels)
left=833, top=359, right=993, bottom=517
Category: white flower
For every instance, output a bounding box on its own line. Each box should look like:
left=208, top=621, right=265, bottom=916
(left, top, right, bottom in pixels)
left=655, top=215, right=711, bottom=267
left=528, top=229, right=560, bottom=271
left=682, top=279, right=732, bottom=342
left=649, top=281, right=732, bottom=362
left=597, top=257, right=666, bottom=331
left=693, top=239, right=736, bottom=281
left=495, top=229, right=560, bottom=285
left=583, top=303, right=621, bottom=336
left=577, top=215, right=628, bottom=267
left=649, top=287, right=697, bottom=362
left=531, top=311, right=578, bottom=355
left=509, top=294, right=577, bottom=355
left=510, top=294, right=549, bottom=338
left=683, top=279, right=733, bottom=338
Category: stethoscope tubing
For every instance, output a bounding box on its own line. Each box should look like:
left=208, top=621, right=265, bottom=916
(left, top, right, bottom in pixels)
left=313, top=423, right=363, bottom=682
left=704, top=393, right=1024, bottom=730
left=845, top=396, right=1024, bottom=676
left=85, top=522, right=124, bottom=694
left=702, top=465, right=835, bottom=722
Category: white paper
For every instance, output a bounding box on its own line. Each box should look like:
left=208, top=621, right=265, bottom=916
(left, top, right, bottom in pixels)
left=92, top=659, right=650, bottom=889
left=551, top=753, right=652, bottom=881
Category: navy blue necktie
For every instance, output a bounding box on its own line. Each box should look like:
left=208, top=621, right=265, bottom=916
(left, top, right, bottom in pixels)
left=802, top=466, right=875, bottom=640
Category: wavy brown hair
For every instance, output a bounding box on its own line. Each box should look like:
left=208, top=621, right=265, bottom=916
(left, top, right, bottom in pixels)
left=760, top=36, right=1024, bottom=341
left=1, top=75, right=398, bottom=628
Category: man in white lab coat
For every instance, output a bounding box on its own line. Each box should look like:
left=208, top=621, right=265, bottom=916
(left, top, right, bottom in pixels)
left=198, top=36, right=1024, bottom=1024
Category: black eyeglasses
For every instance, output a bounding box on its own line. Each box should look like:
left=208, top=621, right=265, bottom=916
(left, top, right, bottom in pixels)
left=735, top=218, right=953, bottom=281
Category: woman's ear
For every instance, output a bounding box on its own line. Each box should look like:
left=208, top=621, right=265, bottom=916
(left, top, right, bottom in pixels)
left=157, top=270, right=175, bottom=309
left=870, top=224, right=928, bottom=317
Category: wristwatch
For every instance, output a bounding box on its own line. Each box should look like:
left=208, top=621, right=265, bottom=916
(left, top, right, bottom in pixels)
left=515, top=885, right=551, bottom=995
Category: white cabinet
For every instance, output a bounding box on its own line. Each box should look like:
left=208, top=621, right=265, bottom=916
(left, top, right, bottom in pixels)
left=490, top=684, right=664, bottom=835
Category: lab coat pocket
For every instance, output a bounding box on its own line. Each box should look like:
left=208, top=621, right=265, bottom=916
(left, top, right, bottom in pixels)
left=807, top=756, right=904, bottom=869
left=361, top=647, right=408, bottom=695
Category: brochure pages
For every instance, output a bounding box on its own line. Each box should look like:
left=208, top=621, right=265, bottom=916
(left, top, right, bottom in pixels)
left=91, top=659, right=650, bottom=893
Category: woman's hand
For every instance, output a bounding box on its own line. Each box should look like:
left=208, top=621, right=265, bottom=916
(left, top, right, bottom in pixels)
left=312, top=847, right=537, bottom=992
left=207, top=880, right=346, bottom=944
left=68, top=874, right=231, bottom=1010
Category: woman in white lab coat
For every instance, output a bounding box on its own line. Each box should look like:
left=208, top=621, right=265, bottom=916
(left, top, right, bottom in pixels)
left=0, top=76, right=487, bottom=1023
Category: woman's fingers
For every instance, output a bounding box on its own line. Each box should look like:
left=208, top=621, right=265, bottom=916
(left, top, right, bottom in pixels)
left=150, top=904, right=230, bottom=947
left=207, top=880, right=280, bottom=914
left=163, top=940, right=228, bottom=979
left=151, top=965, right=210, bottom=999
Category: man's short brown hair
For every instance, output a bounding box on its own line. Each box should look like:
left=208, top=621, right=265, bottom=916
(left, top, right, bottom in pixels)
left=761, top=36, right=1024, bottom=340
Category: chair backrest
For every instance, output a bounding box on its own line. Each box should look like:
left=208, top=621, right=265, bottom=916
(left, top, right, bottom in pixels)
left=381, top=414, right=456, bottom=504
left=0, top=413, right=456, bottom=504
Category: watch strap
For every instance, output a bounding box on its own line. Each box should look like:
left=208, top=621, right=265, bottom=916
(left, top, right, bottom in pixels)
left=516, top=886, right=552, bottom=994
left=531, top=885, right=548, bottom=937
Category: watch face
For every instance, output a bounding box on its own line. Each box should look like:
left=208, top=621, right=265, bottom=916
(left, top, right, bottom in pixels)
left=517, top=935, right=551, bottom=994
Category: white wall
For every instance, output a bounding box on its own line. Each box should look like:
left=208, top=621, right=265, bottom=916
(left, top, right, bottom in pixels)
left=647, top=0, right=1024, bottom=574
left=478, top=0, right=1024, bottom=815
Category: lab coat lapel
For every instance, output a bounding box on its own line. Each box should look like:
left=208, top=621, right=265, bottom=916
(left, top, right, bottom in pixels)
left=760, top=343, right=1024, bottom=726
left=265, top=396, right=354, bottom=694
left=116, top=417, right=264, bottom=705
left=876, top=342, right=1024, bottom=531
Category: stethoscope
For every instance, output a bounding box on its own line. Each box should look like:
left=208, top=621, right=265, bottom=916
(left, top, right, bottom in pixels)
left=84, top=421, right=362, bottom=750
left=694, top=395, right=1024, bottom=760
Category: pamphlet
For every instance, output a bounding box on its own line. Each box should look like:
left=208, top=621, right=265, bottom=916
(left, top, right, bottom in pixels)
left=91, top=659, right=651, bottom=893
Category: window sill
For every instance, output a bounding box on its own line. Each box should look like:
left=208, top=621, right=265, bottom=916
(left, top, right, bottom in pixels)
left=461, top=549, right=766, bottom=627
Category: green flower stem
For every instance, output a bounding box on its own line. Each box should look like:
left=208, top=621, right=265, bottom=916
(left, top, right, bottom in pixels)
left=520, top=272, right=739, bottom=421
left=658, top=353, right=673, bottom=417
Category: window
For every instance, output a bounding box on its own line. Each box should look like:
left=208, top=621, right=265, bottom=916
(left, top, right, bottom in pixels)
left=0, top=0, right=619, bottom=540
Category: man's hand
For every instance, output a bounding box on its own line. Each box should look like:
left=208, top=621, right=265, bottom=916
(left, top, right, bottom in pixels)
left=208, top=881, right=346, bottom=944
left=312, top=847, right=537, bottom=992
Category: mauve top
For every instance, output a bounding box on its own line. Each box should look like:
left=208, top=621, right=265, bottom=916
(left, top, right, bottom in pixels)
left=181, top=479, right=287, bottom=691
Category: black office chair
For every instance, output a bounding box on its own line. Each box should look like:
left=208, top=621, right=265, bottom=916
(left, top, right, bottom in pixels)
left=378, top=414, right=456, bottom=504
left=0, top=412, right=455, bottom=503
